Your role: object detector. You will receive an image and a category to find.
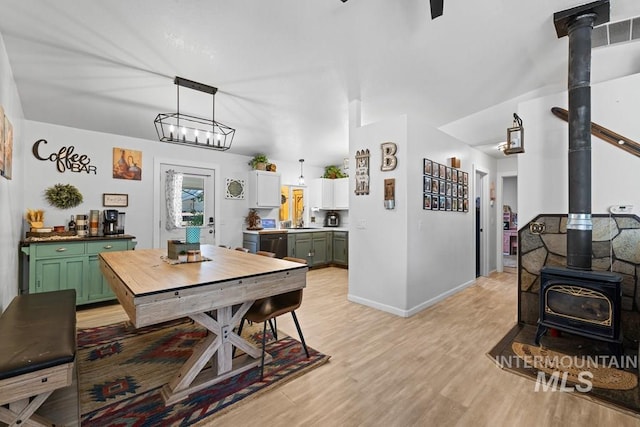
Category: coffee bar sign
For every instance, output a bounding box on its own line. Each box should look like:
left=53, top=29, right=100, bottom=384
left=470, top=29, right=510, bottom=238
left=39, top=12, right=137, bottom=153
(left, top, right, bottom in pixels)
left=32, top=139, right=97, bottom=174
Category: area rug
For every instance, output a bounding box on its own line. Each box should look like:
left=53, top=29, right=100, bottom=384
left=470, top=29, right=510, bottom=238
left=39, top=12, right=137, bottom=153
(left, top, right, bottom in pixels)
left=77, top=319, right=330, bottom=426
left=488, top=323, right=640, bottom=418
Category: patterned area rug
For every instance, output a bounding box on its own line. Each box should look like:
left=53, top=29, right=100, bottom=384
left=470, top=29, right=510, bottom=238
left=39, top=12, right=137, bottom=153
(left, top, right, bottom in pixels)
left=77, top=319, right=330, bottom=426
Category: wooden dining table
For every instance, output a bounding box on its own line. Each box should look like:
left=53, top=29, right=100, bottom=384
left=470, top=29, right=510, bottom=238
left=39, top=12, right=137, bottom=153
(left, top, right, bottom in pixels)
left=99, top=244, right=308, bottom=405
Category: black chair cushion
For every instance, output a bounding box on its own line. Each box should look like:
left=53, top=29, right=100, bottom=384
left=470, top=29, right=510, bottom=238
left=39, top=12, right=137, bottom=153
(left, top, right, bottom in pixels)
left=0, top=290, right=76, bottom=380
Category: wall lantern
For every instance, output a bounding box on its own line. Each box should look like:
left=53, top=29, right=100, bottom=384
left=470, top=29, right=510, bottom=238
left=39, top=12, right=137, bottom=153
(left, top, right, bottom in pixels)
left=504, top=113, right=524, bottom=155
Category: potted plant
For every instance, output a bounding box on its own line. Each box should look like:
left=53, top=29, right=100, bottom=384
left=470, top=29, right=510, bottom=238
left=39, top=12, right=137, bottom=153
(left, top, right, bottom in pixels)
left=248, top=154, right=269, bottom=170
left=322, top=165, right=347, bottom=179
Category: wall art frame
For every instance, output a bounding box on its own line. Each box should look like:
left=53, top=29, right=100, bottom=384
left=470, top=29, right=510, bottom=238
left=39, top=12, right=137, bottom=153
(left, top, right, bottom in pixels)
left=103, top=193, right=129, bottom=207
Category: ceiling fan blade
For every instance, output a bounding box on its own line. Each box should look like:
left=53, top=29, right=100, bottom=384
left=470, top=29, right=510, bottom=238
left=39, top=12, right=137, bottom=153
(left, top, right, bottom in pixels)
left=430, top=0, right=444, bottom=19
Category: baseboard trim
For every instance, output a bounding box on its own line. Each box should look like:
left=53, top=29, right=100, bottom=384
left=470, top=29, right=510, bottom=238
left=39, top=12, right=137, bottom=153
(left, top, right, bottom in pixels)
left=348, top=278, right=477, bottom=317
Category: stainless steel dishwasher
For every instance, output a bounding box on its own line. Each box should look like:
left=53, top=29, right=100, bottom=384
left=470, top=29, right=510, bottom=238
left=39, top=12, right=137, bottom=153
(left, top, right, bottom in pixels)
left=259, top=232, right=288, bottom=258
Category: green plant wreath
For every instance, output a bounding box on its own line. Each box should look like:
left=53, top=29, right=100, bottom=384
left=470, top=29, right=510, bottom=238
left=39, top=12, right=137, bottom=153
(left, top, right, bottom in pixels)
left=44, top=183, right=84, bottom=209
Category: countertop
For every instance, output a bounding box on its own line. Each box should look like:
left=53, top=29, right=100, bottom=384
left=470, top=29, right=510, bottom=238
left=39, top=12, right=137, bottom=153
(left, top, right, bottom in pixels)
left=20, top=234, right=137, bottom=246
left=243, top=227, right=348, bottom=235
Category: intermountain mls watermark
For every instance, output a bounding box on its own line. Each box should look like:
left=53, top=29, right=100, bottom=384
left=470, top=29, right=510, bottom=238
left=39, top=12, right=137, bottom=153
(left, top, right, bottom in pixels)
left=494, top=354, right=638, bottom=393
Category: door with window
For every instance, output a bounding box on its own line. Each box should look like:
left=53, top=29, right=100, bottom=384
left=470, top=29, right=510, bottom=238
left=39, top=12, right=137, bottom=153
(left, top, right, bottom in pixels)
left=158, top=163, right=216, bottom=248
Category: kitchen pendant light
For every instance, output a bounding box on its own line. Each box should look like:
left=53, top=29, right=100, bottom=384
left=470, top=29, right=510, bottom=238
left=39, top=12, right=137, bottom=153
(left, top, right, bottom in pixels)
left=298, top=159, right=305, bottom=185
left=154, top=76, right=235, bottom=151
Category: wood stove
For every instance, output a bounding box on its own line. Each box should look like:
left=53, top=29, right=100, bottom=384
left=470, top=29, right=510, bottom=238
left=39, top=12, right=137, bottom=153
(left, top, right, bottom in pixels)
left=535, top=266, right=623, bottom=356
left=534, top=2, right=625, bottom=359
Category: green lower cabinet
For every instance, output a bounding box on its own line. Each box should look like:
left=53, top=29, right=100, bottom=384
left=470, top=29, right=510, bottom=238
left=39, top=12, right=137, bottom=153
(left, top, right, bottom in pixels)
left=332, top=231, right=348, bottom=266
left=289, top=232, right=331, bottom=267
left=35, top=256, right=87, bottom=303
left=22, top=237, right=136, bottom=306
left=87, top=255, right=115, bottom=302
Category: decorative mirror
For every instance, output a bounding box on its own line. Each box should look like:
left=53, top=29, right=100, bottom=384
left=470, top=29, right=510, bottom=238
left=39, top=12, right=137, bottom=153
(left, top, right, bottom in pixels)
left=225, top=178, right=245, bottom=199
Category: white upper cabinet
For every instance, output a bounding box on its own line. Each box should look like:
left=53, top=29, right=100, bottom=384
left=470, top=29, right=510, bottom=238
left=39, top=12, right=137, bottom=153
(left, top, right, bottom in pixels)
left=248, top=171, right=281, bottom=208
left=310, top=178, right=349, bottom=210
left=333, top=178, right=349, bottom=209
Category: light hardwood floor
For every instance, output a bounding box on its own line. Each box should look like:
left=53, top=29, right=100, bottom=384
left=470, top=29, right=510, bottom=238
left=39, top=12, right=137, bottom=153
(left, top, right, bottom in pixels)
left=41, top=268, right=639, bottom=426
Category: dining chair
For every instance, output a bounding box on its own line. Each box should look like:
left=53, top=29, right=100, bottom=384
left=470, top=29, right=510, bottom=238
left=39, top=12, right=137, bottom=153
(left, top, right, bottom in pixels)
left=256, top=250, right=276, bottom=257
left=237, top=256, right=309, bottom=380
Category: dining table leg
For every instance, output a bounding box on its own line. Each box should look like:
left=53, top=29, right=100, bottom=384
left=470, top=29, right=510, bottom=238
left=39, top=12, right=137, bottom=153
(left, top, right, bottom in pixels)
left=160, top=301, right=272, bottom=405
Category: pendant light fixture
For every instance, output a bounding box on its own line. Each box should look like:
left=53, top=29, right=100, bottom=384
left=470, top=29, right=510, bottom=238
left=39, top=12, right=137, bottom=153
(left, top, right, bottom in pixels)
left=298, top=159, right=305, bottom=185
left=154, top=76, right=235, bottom=151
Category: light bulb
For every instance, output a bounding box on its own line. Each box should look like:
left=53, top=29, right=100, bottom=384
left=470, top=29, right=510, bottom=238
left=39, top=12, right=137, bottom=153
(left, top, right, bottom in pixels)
left=206, top=131, right=211, bottom=145
left=194, top=129, right=199, bottom=143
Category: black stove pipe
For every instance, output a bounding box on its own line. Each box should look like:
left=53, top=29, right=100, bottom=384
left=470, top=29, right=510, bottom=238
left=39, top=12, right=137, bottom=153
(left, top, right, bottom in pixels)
left=566, top=13, right=597, bottom=270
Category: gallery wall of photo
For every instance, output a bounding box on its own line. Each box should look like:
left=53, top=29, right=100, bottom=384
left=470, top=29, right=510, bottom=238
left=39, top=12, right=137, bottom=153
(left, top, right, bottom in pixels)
left=422, top=159, right=468, bottom=212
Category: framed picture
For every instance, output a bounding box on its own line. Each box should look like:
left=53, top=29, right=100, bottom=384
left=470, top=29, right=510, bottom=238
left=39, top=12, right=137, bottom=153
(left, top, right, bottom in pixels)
left=458, top=170, right=464, bottom=183
left=0, top=105, right=4, bottom=177
left=439, top=196, right=446, bottom=210
left=432, top=162, right=439, bottom=178
left=445, top=166, right=452, bottom=181
left=439, top=164, right=446, bottom=179
left=432, top=194, right=439, bottom=210
left=423, top=159, right=432, bottom=176
left=463, top=172, right=468, bottom=185
left=113, top=147, right=142, bottom=180
left=423, top=194, right=432, bottom=210
left=3, top=114, right=13, bottom=180
left=452, top=198, right=458, bottom=212
left=446, top=197, right=452, bottom=211
left=452, top=169, right=458, bottom=183
left=424, top=176, right=432, bottom=193
left=439, top=180, right=446, bottom=195
left=446, top=182, right=452, bottom=196
left=463, top=185, right=468, bottom=198
left=458, top=198, right=464, bottom=212
left=103, top=193, right=129, bottom=207
left=431, top=178, right=439, bottom=193
left=452, top=184, right=458, bottom=197
left=463, top=199, right=469, bottom=212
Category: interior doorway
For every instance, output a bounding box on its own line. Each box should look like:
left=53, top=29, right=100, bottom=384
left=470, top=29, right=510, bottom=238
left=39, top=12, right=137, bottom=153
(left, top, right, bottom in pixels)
left=501, top=176, right=518, bottom=270
left=474, top=167, right=489, bottom=277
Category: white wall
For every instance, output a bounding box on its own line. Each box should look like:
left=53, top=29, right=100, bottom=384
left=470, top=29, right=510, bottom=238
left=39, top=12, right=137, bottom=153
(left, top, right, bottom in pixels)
left=348, top=115, right=409, bottom=314
left=22, top=121, right=324, bottom=251
left=348, top=112, right=497, bottom=316
left=407, top=116, right=497, bottom=314
left=0, top=33, right=25, bottom=311
left=517, top=72, right=640, bottom=224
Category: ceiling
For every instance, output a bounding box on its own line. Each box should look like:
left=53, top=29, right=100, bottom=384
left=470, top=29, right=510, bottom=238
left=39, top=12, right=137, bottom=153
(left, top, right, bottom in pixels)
left=1, top=0, right=640, bottom=166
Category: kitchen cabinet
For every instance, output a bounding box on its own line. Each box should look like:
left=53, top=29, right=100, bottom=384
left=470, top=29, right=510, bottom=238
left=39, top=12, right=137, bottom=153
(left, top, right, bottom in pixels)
left=332, top=231, right=348, bottom=266
left=289, top=231, right=331, bottom=267
left=248, top=170, right=281, bottom=208
left=21, top=236, right=137, bottom=305
left=310, top=178, right=349, bottom=210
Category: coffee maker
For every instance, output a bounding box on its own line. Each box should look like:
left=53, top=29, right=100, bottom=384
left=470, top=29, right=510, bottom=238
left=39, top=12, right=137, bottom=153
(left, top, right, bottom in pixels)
left=103, top=210, right=119, bottom=235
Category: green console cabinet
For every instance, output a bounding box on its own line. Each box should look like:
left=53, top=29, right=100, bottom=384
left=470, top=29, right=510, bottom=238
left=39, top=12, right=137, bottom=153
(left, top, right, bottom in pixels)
left=21, top=236, right=137, bottom=305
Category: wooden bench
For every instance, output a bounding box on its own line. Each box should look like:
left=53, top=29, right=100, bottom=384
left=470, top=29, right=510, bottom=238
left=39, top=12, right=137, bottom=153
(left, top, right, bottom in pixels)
left=0, top=290, right=76, bottom=427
